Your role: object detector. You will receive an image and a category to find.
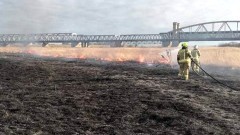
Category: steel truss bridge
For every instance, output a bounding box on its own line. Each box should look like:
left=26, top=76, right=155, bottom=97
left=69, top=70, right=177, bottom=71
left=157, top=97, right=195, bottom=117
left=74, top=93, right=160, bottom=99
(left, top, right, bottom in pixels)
left=1, top=21, right=240, bottom=47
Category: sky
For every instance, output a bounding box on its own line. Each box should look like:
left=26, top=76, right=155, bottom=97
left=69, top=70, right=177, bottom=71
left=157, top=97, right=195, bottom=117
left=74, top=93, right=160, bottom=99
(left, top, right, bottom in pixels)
left=0, top=0, right=240, bottom=35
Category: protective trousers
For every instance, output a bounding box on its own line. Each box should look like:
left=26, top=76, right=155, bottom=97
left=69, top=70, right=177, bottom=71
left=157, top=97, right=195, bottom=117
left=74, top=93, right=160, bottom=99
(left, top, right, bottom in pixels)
left=192, top=58, right=200, bottom=72
left=178, top=62, right=190, bottom=80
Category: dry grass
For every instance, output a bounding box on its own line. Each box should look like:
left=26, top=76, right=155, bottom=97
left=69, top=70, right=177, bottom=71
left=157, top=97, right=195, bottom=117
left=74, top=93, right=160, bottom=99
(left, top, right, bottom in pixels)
left=0, top=46, right=239, bottom=68
left=199, top=47, right=240, bottom=68
left=0, top=53, right=239, bottom=134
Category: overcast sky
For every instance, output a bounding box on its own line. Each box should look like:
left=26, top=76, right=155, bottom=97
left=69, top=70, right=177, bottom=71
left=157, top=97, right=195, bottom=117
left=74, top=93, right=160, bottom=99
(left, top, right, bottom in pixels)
left=0, top=0, right=240, bottom=34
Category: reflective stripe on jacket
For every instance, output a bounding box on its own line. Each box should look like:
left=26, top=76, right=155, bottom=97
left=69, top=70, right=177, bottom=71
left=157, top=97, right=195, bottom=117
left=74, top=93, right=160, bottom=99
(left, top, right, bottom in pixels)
left=177, top=49, right=192, bottom=64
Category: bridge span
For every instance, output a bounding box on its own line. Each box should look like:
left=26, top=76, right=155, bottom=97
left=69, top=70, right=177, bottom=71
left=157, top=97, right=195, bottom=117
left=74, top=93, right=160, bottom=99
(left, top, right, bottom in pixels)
left=1, top=21, right=240, bottom=47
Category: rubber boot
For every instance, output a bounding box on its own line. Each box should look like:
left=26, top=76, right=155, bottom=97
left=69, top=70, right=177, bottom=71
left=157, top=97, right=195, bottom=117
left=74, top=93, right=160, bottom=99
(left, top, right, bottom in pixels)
left=184, top=75, right=189, bottom=80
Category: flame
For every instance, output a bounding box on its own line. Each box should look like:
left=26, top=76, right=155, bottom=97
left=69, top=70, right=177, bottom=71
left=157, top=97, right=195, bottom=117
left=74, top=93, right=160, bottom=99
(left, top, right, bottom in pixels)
left=117, top=57, right=124, bottom=61
left=79, top=55, right=86, bottom=59
left=0, top=47, right=172, bottom=65
left=138, top=55, right=145, bottom=63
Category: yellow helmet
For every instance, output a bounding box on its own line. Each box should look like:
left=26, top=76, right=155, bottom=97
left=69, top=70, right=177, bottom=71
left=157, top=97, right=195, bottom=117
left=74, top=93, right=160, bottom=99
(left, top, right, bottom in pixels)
left=182, top=42, right=188, bottom=48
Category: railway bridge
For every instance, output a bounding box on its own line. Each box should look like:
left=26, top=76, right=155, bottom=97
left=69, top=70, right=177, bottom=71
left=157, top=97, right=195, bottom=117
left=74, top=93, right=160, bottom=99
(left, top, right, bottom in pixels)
left=1, top=21, right=240, bottom=47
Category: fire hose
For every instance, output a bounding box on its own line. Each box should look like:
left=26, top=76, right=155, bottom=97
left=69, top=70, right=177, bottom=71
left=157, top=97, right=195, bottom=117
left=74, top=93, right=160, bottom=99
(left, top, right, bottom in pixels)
left=191, top=60, right=205, bottom=77
left=156, top=53, right=238, bottom=91
left=191, top=58, right=239, bottom=91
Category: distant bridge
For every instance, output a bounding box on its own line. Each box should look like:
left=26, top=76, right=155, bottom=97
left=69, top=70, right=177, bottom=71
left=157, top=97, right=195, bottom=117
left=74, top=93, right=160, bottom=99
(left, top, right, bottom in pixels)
left=167, top=21, right=240, bottom=46
left=1, top=21, right=240, bottom=47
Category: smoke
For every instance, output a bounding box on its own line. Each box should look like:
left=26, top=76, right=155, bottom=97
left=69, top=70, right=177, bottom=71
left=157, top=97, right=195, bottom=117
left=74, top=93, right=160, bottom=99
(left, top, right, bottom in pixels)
left=201, top=65, right=240, bottom=80
left=158, top=47, right=181, bottom=68
left=160, top=46, right=240, bottom=79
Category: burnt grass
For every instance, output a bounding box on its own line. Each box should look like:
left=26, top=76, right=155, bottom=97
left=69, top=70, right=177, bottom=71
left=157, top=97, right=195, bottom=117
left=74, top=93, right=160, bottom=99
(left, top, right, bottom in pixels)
left=0, top=53, right=239, bottom=135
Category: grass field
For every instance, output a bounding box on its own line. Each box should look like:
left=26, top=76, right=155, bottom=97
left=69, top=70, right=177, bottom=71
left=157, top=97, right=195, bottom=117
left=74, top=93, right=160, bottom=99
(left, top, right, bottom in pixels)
left=0, top=46, right=239, bottom=68
left=0, top=46, right=239, bottom=134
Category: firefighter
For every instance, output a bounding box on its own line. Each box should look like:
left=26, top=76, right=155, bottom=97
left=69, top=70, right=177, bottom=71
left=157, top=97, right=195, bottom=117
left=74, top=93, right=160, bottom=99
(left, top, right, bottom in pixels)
left=191, top=45, right=201, bottom=72
left=177, top=42, right=192, bottom=80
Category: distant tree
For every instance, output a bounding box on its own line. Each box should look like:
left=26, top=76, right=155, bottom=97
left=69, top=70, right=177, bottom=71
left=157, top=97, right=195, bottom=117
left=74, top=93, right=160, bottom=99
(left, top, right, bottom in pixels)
left=218, top=42, right=240, bottom=47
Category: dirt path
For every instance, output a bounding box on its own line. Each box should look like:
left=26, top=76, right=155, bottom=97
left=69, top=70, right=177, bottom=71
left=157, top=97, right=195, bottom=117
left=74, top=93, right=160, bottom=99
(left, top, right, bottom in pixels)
left=0, top=53, right=239, bottom=135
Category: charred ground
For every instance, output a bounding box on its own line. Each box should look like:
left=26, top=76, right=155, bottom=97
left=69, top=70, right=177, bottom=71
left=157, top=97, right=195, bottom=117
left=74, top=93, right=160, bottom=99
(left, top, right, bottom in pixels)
left=0, top=53, right=239, bottom=135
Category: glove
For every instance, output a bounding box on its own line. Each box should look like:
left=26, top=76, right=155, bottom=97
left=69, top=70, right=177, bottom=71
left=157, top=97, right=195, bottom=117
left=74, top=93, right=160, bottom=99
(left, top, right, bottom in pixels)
left=190, top=57, right=194, bottom=61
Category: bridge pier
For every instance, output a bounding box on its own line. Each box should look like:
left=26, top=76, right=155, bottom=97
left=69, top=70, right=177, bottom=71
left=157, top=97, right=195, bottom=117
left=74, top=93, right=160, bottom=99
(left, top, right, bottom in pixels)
left=42, top=42, right=49, bottom=47
left=71, top=42, right=80, bottom=47
left=112, top=41, right=122, bottom=47
left=81, top=42, right=89, bottom=48
left=172, top=41, right=180, bottom=47
left=24, top=42, right=33, bottom=47
left=0, top=43, right=9, bottom=47
left=162, top=41, right=171, bottom=47
left=28, top=43, right=33, bottom=46
left=0, top=43, right=8, bottom=47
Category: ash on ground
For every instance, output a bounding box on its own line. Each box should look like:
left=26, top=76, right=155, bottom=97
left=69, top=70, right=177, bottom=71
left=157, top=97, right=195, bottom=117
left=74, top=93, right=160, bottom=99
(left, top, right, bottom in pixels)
left=0, top=53, right=239, bottom=135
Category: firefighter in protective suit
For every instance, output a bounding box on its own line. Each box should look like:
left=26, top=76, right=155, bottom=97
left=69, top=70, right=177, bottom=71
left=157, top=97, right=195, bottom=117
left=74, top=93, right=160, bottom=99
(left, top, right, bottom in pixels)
left=177, top=43, right=192, bottom=80
left=191, top=45, right=201, bottom=72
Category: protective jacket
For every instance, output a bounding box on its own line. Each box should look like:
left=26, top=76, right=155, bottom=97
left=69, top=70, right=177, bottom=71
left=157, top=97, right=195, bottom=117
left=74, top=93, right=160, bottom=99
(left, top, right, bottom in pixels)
left=177, top=48, right=192, bottom=64
left=191, top=49, right=201, bottom=60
